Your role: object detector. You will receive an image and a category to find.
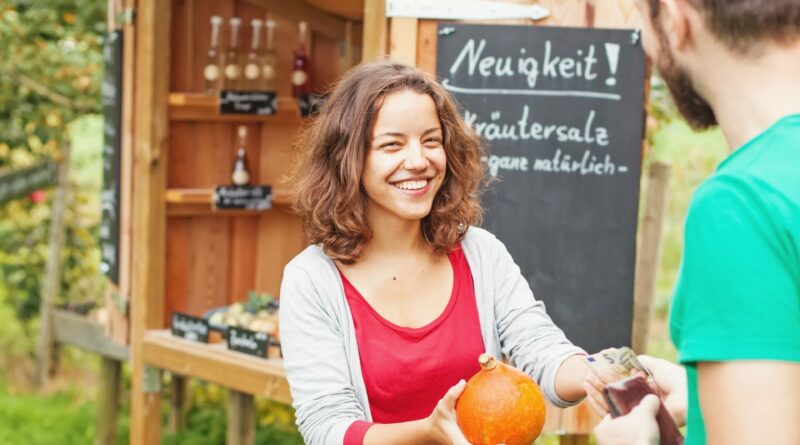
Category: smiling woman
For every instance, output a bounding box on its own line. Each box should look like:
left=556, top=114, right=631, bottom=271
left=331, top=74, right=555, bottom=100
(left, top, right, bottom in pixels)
left=279, top=61, right=592, bottom=445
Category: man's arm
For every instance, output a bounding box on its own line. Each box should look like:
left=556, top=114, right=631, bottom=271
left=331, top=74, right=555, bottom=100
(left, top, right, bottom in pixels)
left=698, top=360, right=800, bottom=444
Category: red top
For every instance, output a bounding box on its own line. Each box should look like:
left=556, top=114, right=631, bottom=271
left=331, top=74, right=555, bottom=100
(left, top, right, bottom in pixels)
left=341, top=246, right=485, bottom=444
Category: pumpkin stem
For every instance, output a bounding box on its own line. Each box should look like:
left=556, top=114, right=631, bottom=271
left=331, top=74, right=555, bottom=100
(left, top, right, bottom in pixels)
left=478, top=353, right=497, bottom=371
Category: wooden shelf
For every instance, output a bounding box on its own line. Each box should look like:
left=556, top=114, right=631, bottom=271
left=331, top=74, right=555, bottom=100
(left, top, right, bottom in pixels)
left=142, top=330, right=290, bottom=403
left=169, top=93, right=306, bottom=124
left=165, top=188, right=291, bottom=217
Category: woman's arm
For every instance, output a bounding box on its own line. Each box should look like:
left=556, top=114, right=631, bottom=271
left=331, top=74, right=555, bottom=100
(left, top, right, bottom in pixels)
left=554, top=354, right=590, bottom=403
left=484, top=230, right=587, bottom=407
left=698, top=360, right=800, bottom=444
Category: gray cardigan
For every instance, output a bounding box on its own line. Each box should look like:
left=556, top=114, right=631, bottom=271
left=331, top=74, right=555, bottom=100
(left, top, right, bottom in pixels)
left=279, top=226, right=585, bottom=445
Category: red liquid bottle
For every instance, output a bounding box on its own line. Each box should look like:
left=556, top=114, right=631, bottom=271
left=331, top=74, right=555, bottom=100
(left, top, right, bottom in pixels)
left=292, top=21, right=311, bottom=98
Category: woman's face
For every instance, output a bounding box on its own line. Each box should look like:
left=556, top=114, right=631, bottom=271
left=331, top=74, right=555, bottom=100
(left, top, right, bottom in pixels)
left=362, top=89, right=447, bottom=225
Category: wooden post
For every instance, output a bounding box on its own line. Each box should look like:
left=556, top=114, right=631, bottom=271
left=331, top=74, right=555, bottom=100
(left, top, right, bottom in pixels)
left=130, top=0, right=170, bottom=443
left=227, top=390, right=255, bottom=445
left=95, top=357, right=122, bottom=445
left=36, top=142, right=71, bottom=387
left=632, top=161, right=671, bottom=353
left=168, top=375, right=189, bottom=434
left=389, top=18, right=418, bottom=65
left=362, top=0, right=388, bottom=61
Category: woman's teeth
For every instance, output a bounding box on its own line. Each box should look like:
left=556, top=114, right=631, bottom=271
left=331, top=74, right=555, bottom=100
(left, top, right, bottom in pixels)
left=394, top=179, right=428, bottom=190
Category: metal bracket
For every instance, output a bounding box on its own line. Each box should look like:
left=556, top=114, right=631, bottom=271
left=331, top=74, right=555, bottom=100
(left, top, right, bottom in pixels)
left=142, top=365, right=161, bottom=393
left=386, top=0, right=549, bottom=21
left=118, top=7, right=136, bottom=25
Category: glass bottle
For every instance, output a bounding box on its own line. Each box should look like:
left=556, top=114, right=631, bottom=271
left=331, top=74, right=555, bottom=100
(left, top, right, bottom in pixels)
left=231, top=126, right=251, bottom=186
left=244, top=19, right=264, bottom=91
left=224, top=17, right=243, bottom=91
left=203, top=15, right=223, bottom=95
left=292, top=21, right=311, bottom=98
left=262, top=14, right=278, bottom=91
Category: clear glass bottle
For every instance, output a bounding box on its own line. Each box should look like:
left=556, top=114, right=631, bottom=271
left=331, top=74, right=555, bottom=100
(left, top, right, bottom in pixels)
left=262, top=14, right=278, bottom=91
left=292, top=21, right=311, bottom=98
left=224, top=17, right=243, bottom=91
left=231, top=126, right=251, bottom=186
left=203, top=15, right=223, bottom=95
left=244, top=19, right=264, bottom=91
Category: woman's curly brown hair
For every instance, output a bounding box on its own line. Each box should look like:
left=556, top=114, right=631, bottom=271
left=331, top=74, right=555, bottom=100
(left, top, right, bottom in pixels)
left=291, top=61, right=486, bottom=264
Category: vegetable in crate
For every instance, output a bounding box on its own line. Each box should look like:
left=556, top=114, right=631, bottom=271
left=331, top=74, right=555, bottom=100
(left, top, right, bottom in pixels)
left=456, top=353, right=546, bottom=445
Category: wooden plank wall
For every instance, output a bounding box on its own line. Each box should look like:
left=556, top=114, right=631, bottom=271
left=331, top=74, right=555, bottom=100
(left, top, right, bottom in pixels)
left=166, top=0, right=345, bottom=324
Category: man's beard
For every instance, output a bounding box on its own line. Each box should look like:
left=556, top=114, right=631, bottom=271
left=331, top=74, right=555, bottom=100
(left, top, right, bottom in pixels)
left=657, top=39, right=718, bottom=129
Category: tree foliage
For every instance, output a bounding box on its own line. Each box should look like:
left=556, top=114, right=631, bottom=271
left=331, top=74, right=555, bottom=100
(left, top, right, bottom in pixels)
left=0, top=0, right=106, bottom=322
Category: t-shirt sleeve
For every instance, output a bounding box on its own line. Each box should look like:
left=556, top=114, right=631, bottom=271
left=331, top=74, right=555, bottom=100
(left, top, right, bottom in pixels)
left=670, top=178, right=800, bottom=364
left=343, top=420, right=374, bottom=445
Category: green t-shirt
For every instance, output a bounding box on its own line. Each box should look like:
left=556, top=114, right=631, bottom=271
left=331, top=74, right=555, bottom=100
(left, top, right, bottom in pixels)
left=670, top=114, right=800, bottom=444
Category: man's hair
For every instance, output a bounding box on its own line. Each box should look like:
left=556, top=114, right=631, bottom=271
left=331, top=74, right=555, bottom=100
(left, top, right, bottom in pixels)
left=649, top=0, right=800, bottom=52
left=291, top=61, right=486, bottom=264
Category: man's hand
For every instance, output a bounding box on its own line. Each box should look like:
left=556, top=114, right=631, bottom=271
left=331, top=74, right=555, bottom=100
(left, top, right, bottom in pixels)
left=594, top=394, right=661, bottom=445
left=584, top=355, right=687, bottom=426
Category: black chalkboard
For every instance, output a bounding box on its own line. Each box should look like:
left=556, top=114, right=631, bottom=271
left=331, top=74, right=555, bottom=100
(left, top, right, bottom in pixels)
left=227, top=326, right=270, bottom=358
left=437, top=25, right=645, bottom=352
left=220, top=90, right=278, bottom=115
left=171, top=312, right=210, bottom=343
left=100, top=30, right=123, bottom=284
left=213, top=185, right=272, bottom=210
left=0, top=161, right=57, bottom=205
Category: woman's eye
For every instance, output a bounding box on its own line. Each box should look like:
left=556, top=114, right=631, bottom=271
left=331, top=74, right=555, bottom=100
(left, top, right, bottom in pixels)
left=381, top=141, right=400, bottom=149
left=424, top=138, right=442, bottom=146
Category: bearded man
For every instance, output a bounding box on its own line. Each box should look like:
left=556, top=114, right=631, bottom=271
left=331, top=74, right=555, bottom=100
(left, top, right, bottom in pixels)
left=587, top=0, right=800, bottom=443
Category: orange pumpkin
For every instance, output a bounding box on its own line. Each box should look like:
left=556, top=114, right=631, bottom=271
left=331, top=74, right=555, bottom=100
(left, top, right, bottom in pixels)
left=456, top=353, right=546, bottom=445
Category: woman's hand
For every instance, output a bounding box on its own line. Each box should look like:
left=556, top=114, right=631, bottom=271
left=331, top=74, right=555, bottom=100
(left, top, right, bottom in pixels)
left=594, top=394, right=661, bottom=445
left=583, top=355, right=687, bottom=426
left=426, top=379, right=472, bottom=445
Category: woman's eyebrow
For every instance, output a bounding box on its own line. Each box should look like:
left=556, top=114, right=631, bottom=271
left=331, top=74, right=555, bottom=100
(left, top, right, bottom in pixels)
left=374, top=131, right=404, bottom=139
left=422, top=127, right=442, bottom=136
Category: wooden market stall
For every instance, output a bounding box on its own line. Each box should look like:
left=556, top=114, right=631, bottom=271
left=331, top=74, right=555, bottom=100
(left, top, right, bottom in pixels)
left=126, top=1, right=649, bottom=445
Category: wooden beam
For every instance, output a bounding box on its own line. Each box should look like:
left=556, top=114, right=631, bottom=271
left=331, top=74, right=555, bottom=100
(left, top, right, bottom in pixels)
left=130, top=0, right=171, bottom=443
left=168, top=376, right=188, bottom=434
left=632, top=161, right=671, bottom=353
left=52, top=310, right=129, bottom=362
left=95, top=357, right=122, bottom=445
left=416, top=20, right=438, bottom=74
left=242, top=0, right=348, bottom=41
left=362, top=0, right=387, bottom=61
left=227, top=391, right=255, bottom=445
left=36, top=143, right=70, bottom=387
left=389, top=17, right=418, bottom=65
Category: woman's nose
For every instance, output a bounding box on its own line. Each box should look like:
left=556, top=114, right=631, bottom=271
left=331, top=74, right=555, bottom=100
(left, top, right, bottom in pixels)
left=402, top=142, right=429, bottom=170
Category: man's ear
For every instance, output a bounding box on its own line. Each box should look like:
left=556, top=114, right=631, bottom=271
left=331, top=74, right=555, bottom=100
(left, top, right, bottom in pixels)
left=660, top=0, right=693, bottom=51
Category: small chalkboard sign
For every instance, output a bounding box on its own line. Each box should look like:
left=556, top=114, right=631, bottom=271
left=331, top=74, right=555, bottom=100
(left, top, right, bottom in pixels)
left=171, top=312, right=209, bottom=343
left=219, top=90, right=277, bottom=115
left=0, top=160, right=57, bottom=205
left=437, top=24, right=646, bottom=353
left=100, top=30, right=123, bottom=284
left=297, top=93, right=326, bottom=117
left=227, top=326, right=270, bottom=358
left=213, top=185, right=272, bottom=211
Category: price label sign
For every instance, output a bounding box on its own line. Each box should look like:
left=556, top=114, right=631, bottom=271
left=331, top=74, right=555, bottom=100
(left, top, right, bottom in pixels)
left=227, top=326, right=270, bottom=358
left=213, top=185, right=272, bottom=211
left=171, top=312, right=210, bottom=343
left=219, top=90, right=277, bottom=115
